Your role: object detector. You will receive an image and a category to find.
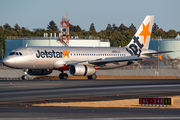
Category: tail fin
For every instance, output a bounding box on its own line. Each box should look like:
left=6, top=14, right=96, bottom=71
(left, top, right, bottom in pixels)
left=126, top=15, right=154, bottom=49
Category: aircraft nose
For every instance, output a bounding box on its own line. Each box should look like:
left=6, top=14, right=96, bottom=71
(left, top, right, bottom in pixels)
left=2, top=57, right=21, bottom=68
left=2, top=58, right=7, bottom=66
left=2, top=57, right=12, bottom=67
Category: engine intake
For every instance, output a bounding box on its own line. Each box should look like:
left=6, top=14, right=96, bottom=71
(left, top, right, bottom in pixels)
left=69, top=64, right=96, bottom=76
left=27, top=69, right=53, bottom=75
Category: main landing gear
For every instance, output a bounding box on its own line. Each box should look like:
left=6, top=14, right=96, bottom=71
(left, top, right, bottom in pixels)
left=59, top=71, right=97, bottom=80
left=59, top=71, right=68, bottom=80
left=87, top=74, right=97, bottom=80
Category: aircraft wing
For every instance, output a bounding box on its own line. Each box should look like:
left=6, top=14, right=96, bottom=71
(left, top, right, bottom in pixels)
left=90, top=50, right=174, bottom=65
left=65, top=56, right=150, bottom=66
left=66, top=61, right=88, bottom=65
left=88, top=56, right=150, bottom=65
left=65, top=50, right=176, bottom=66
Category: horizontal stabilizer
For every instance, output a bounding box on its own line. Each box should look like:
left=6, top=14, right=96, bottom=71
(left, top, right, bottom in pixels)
left=142, top=51, right=174, bottom=56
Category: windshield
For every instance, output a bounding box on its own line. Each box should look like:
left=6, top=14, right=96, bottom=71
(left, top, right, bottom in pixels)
left=9, top=52, right=15, bottom=55
left=9, top=52, right=22, bottom=56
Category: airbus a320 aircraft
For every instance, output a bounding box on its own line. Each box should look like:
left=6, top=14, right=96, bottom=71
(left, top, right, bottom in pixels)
left=2, top=15, right=168, bottom=80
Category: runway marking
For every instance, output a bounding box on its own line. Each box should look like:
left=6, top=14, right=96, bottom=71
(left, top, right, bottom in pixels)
left=0, top=84, right=180, bottom=96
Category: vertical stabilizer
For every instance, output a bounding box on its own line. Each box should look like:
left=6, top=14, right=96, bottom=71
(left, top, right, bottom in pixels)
left=126, top=15, right=154, bottom=49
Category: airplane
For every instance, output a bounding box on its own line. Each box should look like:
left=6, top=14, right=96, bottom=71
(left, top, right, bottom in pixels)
left=2, top=15, right=170, bottom=80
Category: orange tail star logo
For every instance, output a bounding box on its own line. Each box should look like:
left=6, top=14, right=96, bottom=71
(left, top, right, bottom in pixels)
left=62, top=49, right=70, bottom=58
left=158, top=54, right=163, bottom=60
left=139, top=22, right=151, bottom=44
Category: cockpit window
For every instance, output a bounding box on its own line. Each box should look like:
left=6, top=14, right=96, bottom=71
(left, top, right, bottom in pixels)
left=19, top=52, right=22, bottom=56
left=9, top=52, right=22, bottom=56
left=9, top=52, right=15, bottom=55
left=15, top=52, right=19, bottom=55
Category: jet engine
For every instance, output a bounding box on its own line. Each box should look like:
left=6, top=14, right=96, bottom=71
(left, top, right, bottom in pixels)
left=27, top=69, right=53, bottom=75
left=69, top=64, right=96, bottom=76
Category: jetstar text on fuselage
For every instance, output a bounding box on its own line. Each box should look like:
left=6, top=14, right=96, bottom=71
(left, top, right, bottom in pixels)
left=36, top=50, right=64, bottom=58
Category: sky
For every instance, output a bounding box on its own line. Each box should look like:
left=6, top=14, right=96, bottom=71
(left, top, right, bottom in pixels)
left=0, top=0, right=179, bottom=32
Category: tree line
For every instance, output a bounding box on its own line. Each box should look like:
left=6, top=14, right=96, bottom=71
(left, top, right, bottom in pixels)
left=0, top=20, right=179, bottom=58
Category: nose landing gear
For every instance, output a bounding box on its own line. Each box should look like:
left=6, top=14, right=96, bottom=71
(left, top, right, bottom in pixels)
left=22, top=69, right=28, bottom=80
left=22, top=75, right=28, bottom=80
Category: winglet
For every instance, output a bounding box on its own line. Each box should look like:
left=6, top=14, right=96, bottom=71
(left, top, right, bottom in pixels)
left=158, top=54, right=163, bottom=60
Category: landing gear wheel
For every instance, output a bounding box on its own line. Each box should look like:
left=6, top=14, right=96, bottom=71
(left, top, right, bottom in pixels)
left=22, top=75, right=28, bottom=80
left=63, top=73, right=68, bottom=79
left=91, top=74, right=97, bottom=79
left=59, top=73, right=68, bottom=80
left=59, top=73, right=63, bottom=79
left=87, top=76, right=91, bottom=79
left=87, top=74, right=97, bottom=80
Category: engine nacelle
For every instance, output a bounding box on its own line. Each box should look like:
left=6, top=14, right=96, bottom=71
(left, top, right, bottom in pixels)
left=69, top=64, right=96, bottom=76
left=27, top=69, right=53, bottom=75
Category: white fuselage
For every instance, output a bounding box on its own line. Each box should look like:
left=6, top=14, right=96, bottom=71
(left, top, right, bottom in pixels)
left=2, top=46, right=156, bottom=70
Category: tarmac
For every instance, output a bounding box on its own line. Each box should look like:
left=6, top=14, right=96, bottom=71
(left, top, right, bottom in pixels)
left=1, top=68, right=180, bottom=80
left=0, top=79, right=180, bottom=119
